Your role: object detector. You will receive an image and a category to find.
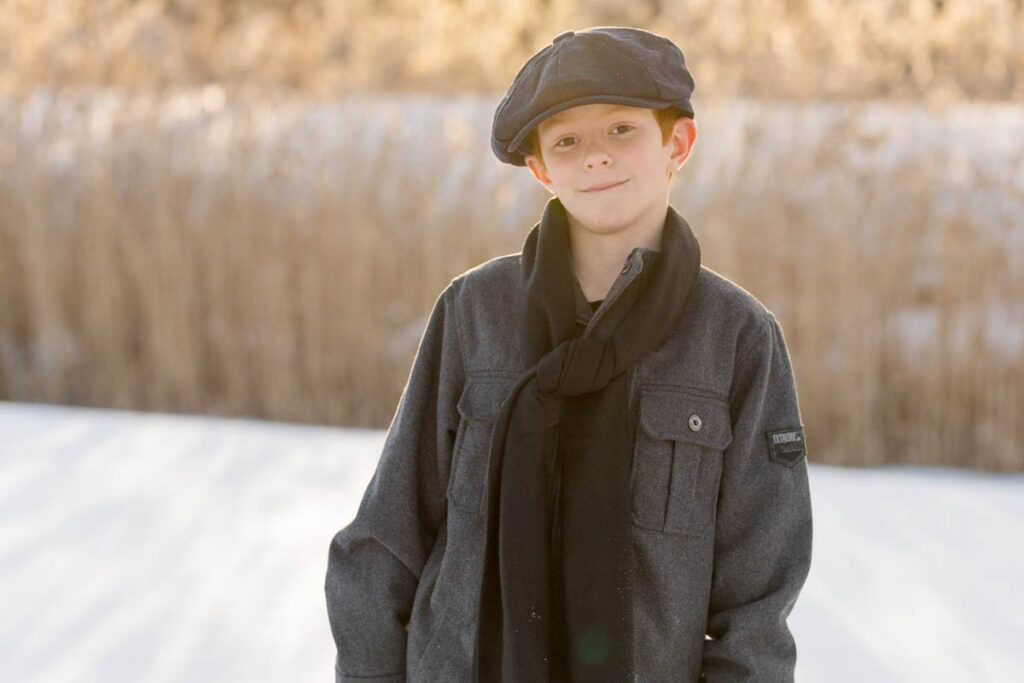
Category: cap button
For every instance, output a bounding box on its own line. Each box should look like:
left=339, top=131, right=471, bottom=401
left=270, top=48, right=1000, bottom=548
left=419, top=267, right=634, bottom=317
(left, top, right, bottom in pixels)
left=553, top=30, right=575, bottom=43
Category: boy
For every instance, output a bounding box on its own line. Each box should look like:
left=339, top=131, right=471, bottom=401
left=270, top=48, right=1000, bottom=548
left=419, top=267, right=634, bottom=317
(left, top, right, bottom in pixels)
left=325, top=26, right=813, bottom=683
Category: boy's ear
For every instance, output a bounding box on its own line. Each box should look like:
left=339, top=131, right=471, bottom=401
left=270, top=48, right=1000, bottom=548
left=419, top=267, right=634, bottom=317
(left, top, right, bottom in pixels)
left=525, top=154, right=554, bottom=192
left=667, top=117, right=698, bottom=173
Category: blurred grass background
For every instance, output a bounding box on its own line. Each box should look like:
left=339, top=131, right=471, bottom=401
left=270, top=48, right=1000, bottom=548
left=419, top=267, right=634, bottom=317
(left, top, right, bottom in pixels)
left=2, top=0, right=1022, bottom=101
left=0, top=0, right=1022, bottom=470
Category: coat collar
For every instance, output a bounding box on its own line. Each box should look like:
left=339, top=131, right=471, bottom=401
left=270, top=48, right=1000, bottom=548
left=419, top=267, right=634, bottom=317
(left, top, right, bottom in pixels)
left=572, top=245, right=660, bottom=327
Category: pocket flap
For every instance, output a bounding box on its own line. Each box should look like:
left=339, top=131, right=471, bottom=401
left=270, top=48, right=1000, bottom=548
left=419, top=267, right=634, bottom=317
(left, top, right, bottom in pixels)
left=456, top=378, right=513, bottom=420
left=639, top=388, right=733, bottom=450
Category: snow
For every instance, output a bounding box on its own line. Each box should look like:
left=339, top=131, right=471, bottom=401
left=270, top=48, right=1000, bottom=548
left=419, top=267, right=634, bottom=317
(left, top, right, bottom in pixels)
left=0, top=401, right=1021, bottom=682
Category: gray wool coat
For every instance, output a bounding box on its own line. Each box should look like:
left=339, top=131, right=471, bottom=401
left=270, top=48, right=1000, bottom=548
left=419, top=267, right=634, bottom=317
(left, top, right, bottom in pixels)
left=324, top=243, right=814, bottom=683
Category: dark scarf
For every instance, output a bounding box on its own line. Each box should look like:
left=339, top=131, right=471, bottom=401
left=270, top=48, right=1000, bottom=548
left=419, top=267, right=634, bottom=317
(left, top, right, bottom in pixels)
left=473, top=196, right=702, bottom=681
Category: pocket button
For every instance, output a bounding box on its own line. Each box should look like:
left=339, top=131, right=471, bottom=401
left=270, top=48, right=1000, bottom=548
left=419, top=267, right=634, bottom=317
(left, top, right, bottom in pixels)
left=688, top=413, right=703, bottom=432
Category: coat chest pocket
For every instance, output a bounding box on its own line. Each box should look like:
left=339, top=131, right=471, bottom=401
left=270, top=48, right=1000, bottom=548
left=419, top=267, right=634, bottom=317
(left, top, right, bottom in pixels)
left=448, top=377, right=513, bottom=516
left=631, top=387, right=733, bottom=537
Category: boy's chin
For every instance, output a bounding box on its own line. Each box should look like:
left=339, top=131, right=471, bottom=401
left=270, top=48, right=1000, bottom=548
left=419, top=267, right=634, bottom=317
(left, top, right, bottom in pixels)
left=562, top=202, right=641, bottom=234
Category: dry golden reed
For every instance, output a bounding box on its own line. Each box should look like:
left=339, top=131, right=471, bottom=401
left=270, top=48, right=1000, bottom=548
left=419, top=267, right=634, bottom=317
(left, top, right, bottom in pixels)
left=1, top=0, right=1022, bottom=104
left=1, top=89, right=1021, bottom=471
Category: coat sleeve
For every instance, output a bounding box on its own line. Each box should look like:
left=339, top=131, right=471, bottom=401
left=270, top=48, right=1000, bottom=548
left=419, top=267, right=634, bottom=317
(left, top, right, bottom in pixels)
left=324, top=282, right=465, bottom=683
left=700, top=312, right=814, bottom=682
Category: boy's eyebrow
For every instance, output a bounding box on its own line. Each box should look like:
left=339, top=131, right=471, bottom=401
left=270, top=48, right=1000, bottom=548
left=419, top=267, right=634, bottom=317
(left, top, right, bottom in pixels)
left=543, top=105, right=641, bottom=127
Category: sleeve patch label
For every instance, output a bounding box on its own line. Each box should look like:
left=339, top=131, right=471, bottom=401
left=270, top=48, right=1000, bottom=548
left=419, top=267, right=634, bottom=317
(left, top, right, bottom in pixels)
left=766, top=427, right=806, bottom=467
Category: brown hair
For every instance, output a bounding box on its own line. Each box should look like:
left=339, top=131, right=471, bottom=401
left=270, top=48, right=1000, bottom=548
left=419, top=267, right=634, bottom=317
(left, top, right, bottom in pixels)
left=523, top=106, right=690, bottom=165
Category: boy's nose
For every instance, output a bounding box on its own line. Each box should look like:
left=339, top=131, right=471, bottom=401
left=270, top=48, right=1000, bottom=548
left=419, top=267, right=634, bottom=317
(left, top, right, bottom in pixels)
left=585, top=154, right=612, bottom=169
left=582, top=136, right=613, bottom=168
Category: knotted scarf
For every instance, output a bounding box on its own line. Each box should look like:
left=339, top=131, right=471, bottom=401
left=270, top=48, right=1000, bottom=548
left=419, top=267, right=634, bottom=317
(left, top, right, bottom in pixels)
left=473, top=196, right=702, bottom=681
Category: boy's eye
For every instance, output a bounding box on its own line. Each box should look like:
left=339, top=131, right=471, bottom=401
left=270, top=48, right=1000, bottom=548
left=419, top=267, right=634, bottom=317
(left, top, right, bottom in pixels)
left=553, top=125, right=634, bottom=149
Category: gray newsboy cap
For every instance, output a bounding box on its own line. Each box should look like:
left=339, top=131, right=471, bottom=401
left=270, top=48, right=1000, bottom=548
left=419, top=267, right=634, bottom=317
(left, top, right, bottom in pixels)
left=491, top=26, right=696, bottom=167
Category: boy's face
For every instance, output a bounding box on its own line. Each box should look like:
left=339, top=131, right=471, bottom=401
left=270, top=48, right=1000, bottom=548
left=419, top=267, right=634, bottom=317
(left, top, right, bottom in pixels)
left=523, top=103, right=696, bottom=239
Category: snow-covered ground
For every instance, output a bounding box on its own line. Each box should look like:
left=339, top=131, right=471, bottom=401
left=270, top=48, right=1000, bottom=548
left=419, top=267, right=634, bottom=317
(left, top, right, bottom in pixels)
left=0, top=401, right=1021, bottom=683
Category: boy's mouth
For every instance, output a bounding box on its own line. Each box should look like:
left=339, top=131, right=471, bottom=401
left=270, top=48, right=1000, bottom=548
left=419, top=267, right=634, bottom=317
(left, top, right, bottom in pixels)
left=580, top=178, right=629, bottom=193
